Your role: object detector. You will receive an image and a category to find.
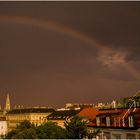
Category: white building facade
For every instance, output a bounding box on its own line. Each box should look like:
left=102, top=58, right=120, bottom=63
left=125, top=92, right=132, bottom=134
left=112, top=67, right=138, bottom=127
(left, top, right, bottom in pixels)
left=0, top=120, right=8, bottom=137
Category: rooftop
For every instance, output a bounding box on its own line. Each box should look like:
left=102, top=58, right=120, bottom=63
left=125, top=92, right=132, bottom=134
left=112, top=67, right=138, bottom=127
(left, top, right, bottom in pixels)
left=47, top=109, right=80, bottom=120
left=78, top=108, right=100, bottom=120
left=7, top=108, right=55, bottom=114
left=78, top=107, right=140, bottom=129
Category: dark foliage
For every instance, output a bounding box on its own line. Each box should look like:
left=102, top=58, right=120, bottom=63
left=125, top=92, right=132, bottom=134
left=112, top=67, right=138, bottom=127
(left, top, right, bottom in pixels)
left=64, top=115, right=88, bottom=139
left=5, top=116, right=98, bottom=139
left=5, top=121, right=38, bottom=139
left=5, top=120, right=66, bottom=139
left=37, top=121, right=67, bottom=139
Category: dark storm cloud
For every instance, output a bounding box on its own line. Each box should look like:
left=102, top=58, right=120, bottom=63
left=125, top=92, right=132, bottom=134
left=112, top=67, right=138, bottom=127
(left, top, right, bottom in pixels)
left=0, top=2, right=140, bottom=108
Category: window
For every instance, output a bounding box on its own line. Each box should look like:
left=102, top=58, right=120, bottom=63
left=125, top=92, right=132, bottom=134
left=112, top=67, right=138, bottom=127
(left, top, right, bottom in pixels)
left=35, top=116, right=39, bottom=120
left=101, top=117, right=106, bottom=125
left=106, top=116, right=110, bottom=126
left=96, top=117, right=100, bottom=126
left=128, top=116, right=134, bottom=127
left=32, top=116, right=35, bottom=120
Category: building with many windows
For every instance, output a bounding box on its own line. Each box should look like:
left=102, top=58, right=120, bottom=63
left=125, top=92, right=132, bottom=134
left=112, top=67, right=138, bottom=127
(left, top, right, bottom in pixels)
left=6, top=107, right=54, bottom=131
left=47, top=109, right=80, bottom=128
left=78, top=107, right=140, bottom=139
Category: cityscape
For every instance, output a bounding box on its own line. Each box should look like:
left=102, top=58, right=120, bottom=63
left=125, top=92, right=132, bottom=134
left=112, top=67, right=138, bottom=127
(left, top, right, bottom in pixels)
left=0, top=91, right=140, bottom=139
left=0, top=1, right=140, bottom=139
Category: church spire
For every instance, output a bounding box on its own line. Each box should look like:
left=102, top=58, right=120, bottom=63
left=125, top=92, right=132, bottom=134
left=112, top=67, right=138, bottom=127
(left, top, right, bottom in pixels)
left=5, top=93, right=11, bottom=111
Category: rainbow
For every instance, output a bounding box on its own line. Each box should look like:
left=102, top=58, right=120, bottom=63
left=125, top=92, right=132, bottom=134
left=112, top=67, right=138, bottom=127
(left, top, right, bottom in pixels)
left=0, top=15, right=139, bottom=79
left=0, top=15, right=103, bottom=49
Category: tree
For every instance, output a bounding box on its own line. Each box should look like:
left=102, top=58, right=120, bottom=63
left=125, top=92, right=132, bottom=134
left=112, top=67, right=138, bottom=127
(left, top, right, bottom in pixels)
left=64, top=115, right=88, bottom=139
left=11, top=128, right=38, bottom=139
left=5, top=117, right=93, bottom=139
left=5, top=120, right=67, bottom=139
left=5, top=130, right=18, bottom=139
left=5, top=121, right=38, bottom=139
left=36, top=121, right=67, bottom=139
left=16, top=120, right=36, bottom=130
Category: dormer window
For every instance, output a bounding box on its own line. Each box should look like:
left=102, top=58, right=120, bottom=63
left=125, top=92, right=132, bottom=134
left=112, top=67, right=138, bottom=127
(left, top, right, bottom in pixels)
left=128, top=116, right=134, bottom=127
left=106, top=116, right=110, bottom=127
left=96, top=117, right=100, bottom=126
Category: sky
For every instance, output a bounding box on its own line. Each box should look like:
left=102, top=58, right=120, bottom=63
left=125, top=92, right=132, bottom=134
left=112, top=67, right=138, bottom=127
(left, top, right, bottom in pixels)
left=0, top=2, right=140, bottom=108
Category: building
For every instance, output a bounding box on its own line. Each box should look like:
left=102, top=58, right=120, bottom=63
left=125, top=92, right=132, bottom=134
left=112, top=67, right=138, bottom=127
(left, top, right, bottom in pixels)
left=0, top=117, right=7, bottom=138
left=47, top=109, right=80, bottom=128
left=78, top=107, right=140, bottom=139
left=65, top=103, right=94, bottom=109
left=90, top=127, right=140, bottom=139
left=6, top=107, right=54, bottom=131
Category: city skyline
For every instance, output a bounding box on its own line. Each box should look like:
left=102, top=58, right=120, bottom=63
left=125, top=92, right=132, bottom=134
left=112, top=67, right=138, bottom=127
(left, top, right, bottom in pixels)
left=0, top=2, right=140, bottom=108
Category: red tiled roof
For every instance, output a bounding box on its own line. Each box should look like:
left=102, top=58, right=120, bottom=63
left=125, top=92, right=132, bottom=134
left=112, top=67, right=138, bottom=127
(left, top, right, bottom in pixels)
left=78, top=108, right=122, bottom=120
left=79, top=107, right=140, bottom=128
left=117, top=108, right=140, bottom=118
left=98, top=109, right=121, bottom=116
left=78, top=108, right=99, bottom=119
left=133, top=108, right=140, bottom=113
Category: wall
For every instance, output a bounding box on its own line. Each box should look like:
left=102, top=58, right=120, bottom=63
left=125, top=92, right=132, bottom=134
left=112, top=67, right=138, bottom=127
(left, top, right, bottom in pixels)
left=0, top=121, right=8, bottom=137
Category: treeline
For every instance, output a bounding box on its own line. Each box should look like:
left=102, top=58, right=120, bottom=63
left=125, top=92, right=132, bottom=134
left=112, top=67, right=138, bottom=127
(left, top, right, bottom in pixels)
left=5, top=116, right=99, bottom=139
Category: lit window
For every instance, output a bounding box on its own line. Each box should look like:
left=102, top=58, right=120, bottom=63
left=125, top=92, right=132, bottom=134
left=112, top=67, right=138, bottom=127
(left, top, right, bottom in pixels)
left=96, top=117, right=100, bottom=126
left=106, top=117, right=110, bottom=127
left=128, top=116, right=134, bottom=127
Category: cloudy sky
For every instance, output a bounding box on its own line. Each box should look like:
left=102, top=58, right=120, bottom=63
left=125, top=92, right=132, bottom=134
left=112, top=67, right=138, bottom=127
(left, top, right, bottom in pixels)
left=0, top=2, right=140, bottom=108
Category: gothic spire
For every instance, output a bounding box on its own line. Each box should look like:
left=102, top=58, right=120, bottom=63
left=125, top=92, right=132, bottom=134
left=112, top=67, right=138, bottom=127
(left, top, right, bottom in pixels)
left=5, top=93, right=10, bottom=111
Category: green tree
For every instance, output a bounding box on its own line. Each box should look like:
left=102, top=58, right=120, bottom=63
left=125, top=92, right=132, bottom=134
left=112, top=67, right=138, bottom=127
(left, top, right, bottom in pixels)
left=16, top=120, right=36, bottom=130
left=5, top=120, right=38, bottom=139
left=4, top=130, right=17, bottom=139
left=64, top=115, right=88, bottom=139
left=11, top=128, right=38, bottom=139
left=37, top=121, right=67, bottom=139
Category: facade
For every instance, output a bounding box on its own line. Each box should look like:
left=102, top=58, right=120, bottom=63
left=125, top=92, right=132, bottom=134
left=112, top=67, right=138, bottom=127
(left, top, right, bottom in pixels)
left=65, top=103, right=94, bottom=109
left=47, top=109, right=80, bottom=128
left=92, top=127, right=140, bottom=139
left=0, top=117, right=8, bottom=137
left=6, top=108, right=54, bottom=131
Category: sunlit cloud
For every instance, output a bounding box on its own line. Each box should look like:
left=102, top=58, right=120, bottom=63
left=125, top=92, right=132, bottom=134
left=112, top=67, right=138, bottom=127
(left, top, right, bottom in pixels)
left=97, top=48, right=127, bottom=66
left=97, top=48, right=140, bottom=80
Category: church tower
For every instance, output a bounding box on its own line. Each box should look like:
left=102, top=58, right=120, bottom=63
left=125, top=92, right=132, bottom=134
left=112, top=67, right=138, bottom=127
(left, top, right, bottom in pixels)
left=5, top=93, right=11, bottom=111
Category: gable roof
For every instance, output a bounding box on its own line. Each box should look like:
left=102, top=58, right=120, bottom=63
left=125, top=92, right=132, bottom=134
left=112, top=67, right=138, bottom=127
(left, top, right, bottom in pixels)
left=79, top=107, right=140, bottom=129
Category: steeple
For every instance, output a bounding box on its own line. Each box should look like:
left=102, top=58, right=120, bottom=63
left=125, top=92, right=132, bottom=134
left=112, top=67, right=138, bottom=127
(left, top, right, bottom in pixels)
left=5, top=93, right=11, bottom=111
